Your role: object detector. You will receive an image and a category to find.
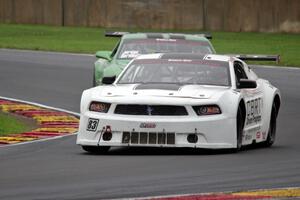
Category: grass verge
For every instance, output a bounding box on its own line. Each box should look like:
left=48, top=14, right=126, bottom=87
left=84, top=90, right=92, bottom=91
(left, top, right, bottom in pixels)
left=0, top=23, right=299, bottom=66
left=0, top=112, right=33, bottom=136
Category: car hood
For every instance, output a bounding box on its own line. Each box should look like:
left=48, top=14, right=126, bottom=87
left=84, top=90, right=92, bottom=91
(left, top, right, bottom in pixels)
left=92, top=84, right=230, bottom=99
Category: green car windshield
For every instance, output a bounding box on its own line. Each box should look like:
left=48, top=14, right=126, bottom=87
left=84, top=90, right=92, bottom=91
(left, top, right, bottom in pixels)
left=116, top=39, right=214, bottom=59
left=118, top=59, right=231, bottom=86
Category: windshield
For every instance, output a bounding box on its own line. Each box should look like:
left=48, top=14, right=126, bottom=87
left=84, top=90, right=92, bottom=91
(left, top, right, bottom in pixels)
left=117, top=38, right=214, bottom=59
left=118, top=59, right=231, bottom=86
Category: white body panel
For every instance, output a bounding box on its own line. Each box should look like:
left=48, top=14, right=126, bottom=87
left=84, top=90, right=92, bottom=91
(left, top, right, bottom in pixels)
left=77, top=54, right=281, bottom=149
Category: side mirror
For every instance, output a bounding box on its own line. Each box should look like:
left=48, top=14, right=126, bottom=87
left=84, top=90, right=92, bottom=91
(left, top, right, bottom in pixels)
left=238, top=79, right=257, bottom=89
left=95, top=51, right=112, bottom=61
left=102, top=76, right=116, bottom=85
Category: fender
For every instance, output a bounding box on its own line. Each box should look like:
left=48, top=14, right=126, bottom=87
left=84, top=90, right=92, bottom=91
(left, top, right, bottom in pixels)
left=94, top=59, right=109, bottom=86
left=260, top=79, right=281, bottom=138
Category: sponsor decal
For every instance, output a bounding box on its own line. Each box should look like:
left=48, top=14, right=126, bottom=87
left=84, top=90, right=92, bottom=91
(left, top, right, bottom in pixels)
left=262, top=131, right=267, bottom=140
left=256, top=132, right=261, bottom=139
left=250, top=126, right=261, bottom=133
left=246, top=97, right=263, bottom=125
left=156, top=38, right=177, bottom=42
left=244, top=126, right=261, bottom=141
left=120, top=50, right=140, bottom=59
left=140, top=122, right=156, bottom=128
left=243, top=131, right=253, bottom=141
left=245, top=134, right=252, bottom=141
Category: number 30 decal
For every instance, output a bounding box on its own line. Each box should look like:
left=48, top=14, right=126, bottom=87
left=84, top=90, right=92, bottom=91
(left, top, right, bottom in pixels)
left=87, top=118, right=99, bottom=132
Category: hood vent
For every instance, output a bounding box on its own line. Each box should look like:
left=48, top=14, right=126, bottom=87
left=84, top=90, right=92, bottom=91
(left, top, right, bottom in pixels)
left=135, top=84, right=181, bottom=91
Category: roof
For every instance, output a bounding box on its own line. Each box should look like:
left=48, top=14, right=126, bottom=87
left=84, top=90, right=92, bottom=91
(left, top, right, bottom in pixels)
left=135, top=53, right=231, bottom=62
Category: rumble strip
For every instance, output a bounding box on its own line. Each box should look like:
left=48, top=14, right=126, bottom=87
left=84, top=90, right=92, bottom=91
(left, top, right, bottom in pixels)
left=126, top=187, right=300, bottom=200
left=0, top=98, right=79, bottom=146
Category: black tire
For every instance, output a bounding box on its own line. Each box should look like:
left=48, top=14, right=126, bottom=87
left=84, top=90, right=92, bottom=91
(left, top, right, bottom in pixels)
left=236, top=106, right=244, bottom=151
left=264, top=103, right=277, bottom=147
left=82, top=146, right=110, bottom=154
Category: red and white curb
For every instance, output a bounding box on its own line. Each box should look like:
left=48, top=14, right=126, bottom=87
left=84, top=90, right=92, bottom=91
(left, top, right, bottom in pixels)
left=0, top=96, right=79, bottom=146
left=118, top=187, right=300, bottom=200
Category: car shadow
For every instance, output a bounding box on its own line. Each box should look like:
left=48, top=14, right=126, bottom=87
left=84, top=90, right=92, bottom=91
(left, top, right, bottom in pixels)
left=79, top=143, right=287, bottom=156
left=80, top=146, right=248, bottom=156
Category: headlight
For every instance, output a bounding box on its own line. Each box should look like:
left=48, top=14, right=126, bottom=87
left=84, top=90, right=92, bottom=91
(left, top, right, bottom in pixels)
left=89, top=101, right=110, bottom=113
left=193, top=105, right=221, bottom=115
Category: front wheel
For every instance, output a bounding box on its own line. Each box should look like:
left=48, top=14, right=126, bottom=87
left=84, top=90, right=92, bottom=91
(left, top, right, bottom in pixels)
left=82, top=146, right=110, bottom=154
left=263, top=103, right=277, bottom=147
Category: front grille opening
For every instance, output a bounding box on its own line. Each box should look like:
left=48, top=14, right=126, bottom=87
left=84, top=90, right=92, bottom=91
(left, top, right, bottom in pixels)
left=167, top=133, right=175, bottom=144
left=149, top=132, right=157, bottom=144
left=140, top=132, right=148, bottom=144
left=131, top=132, right=139, bottom=144
left=122, top=132, right=130, bottom=144
left=158, top=133, right=166, bottom=144
left=122, top=132, right=175, bottom=145
left=114, top=105, right=188, bottom=116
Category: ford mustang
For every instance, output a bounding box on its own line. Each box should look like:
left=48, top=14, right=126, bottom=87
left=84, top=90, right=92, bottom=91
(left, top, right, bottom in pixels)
left=77, top=53, right=281, bottom=153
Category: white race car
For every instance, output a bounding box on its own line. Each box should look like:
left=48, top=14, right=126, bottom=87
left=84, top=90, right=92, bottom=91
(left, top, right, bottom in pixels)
left=77, top=53, right=281, bottom=153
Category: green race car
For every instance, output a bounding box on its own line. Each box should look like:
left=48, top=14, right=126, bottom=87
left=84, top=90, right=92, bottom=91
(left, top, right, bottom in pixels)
left=93, top=32, right=215, bottom=86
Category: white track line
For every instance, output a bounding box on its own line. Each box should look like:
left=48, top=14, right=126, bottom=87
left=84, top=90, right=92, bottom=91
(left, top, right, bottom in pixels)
left=0, top=96, right=80, bottom=148
left=0, top=134, right=76, bottom=148
left=0, top=48, right=94, bottom=57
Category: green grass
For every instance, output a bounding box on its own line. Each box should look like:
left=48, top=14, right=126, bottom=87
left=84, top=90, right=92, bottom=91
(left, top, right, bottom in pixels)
left=0, top=23, right=299, bottom=66
left=0, top=23, right=119, bottom=53
left=0, top=112, right=32, bottom=136
left=213, top=32, right=300, bottom=67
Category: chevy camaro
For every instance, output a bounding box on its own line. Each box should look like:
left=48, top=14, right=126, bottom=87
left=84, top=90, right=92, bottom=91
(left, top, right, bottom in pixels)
left=77, top=53, right=281, bottom=153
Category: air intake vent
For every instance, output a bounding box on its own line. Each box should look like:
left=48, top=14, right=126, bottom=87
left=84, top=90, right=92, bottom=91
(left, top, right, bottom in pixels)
left=122, top=132, right=175, bottom=145
left=114, top=105, right=188, bottom=116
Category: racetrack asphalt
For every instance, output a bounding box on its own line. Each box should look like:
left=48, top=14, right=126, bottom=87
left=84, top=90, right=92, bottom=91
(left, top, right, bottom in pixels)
left=0, top=49, right=299, bottom=200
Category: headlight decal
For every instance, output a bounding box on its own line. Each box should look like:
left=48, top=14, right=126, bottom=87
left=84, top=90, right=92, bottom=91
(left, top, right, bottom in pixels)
left=89, top=101, right=111, bottom=113
left=192, top=105, right=222, bottom=115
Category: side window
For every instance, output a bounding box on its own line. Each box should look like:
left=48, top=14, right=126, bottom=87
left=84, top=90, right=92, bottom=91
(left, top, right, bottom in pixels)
left=234, top=61, right=248, bottom=88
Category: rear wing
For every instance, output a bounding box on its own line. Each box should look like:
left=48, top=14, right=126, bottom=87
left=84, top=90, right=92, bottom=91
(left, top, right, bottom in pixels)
left=229, top=54, right=280, bottom=64
left=193, top=33, right=212, bottom=40
left=105, top=31, right=212, bottom=39
left=105, top=31, right=129, bottom=37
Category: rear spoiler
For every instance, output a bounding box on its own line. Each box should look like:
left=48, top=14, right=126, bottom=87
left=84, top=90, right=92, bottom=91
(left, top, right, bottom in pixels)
left=105, top=31, right=130, bottom=37
left=193, top=33, right=212, bottom=40
left=229, top=54, right=280, bottom=64
left=105, top=31, right=212, bottom=39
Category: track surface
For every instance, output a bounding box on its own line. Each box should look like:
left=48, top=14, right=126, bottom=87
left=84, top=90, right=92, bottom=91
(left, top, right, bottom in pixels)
left=0, top=49, right=299, bottom=200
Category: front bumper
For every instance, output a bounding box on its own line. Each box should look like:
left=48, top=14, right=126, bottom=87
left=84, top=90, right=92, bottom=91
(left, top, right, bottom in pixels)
left=76, top=111, right=237, bottom=149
